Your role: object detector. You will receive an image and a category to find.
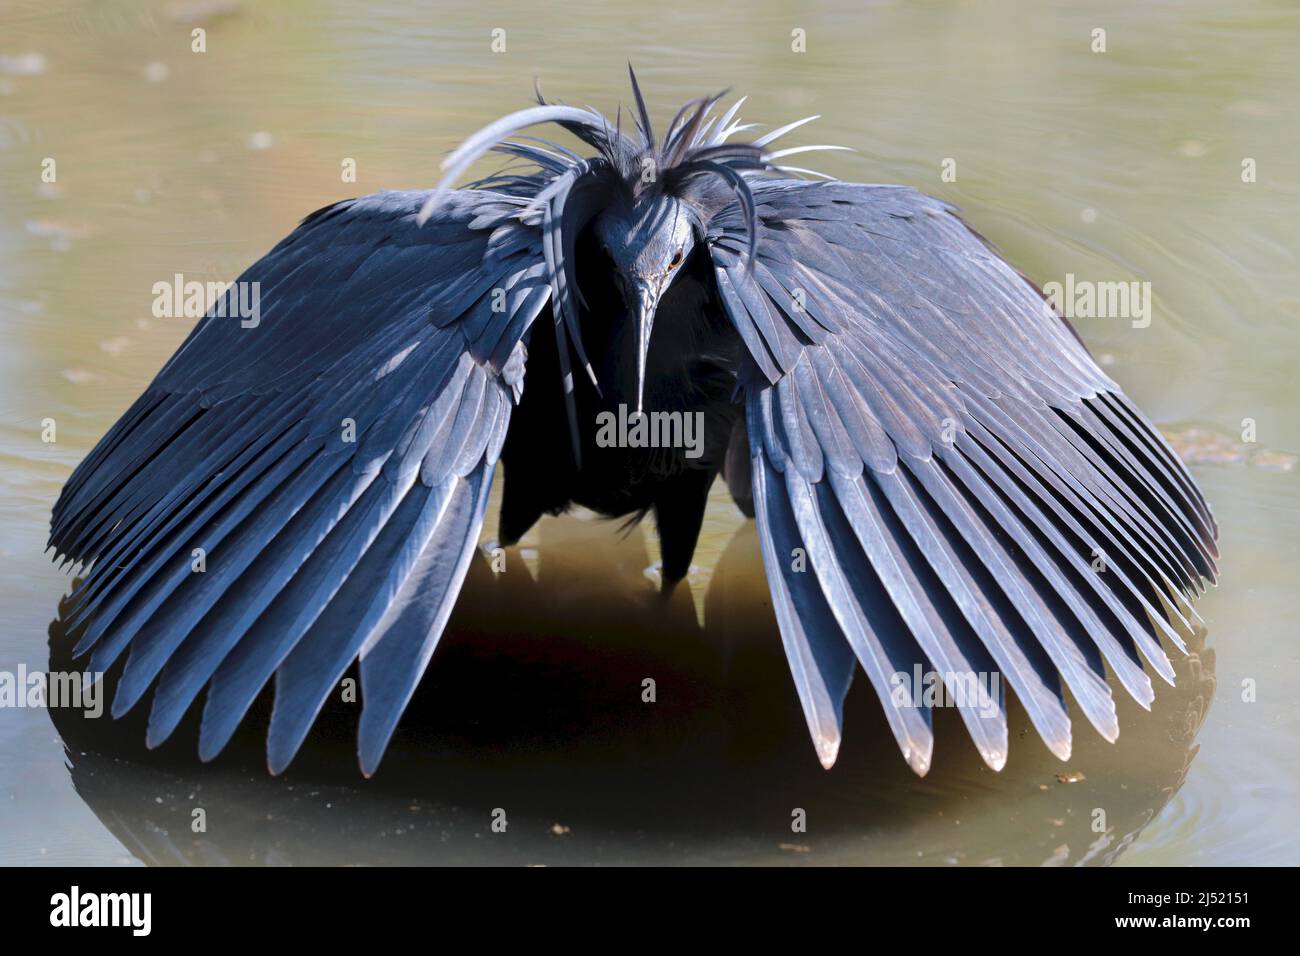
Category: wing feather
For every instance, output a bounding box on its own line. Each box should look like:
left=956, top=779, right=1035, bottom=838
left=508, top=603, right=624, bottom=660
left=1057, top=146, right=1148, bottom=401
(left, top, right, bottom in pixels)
left=710, top=181, right=1216, bottom=771
left=51, top=189, right=547, bottom=774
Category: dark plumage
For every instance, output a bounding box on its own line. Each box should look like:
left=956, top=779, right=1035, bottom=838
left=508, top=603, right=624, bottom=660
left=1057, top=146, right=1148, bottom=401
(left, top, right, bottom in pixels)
left=49, top=69, right=1217, bottom=776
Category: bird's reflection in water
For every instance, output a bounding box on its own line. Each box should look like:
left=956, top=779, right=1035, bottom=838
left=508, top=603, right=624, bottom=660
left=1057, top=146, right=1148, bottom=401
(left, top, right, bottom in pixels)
left=47, top=512, right=1215, bottom=866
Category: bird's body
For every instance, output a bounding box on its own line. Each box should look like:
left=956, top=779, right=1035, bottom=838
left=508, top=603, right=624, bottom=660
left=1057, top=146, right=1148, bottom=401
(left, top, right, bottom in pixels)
left=500, top=229, right=741, bottom=579
left=49, top=71, right=1217, bottom=777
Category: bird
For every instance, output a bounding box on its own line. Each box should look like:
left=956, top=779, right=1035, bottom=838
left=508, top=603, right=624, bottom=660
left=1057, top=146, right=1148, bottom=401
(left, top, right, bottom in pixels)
left=48, top=68, right=1218, bottom=777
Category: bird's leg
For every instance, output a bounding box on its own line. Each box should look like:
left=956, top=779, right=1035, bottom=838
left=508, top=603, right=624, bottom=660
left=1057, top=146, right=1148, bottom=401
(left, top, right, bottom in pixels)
left=498, top=466, right=550, bottom=546
left=653, top=467, right=717, bottom=591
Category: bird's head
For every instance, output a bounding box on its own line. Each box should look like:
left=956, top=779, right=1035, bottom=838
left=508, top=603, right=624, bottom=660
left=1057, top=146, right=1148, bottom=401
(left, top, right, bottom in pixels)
left=416, top=67, right=845, bottom=455
left=592, top=195, right=700, bottom=414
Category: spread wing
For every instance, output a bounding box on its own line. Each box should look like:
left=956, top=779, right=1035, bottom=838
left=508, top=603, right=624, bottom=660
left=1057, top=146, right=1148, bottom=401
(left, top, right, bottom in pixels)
left=49, top=189, right=549, bottom=775
left=707, top=180, right=1217, bottom=773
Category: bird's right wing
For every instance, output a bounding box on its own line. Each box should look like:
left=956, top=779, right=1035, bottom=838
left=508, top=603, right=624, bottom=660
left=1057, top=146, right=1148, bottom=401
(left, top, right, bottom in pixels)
left=49, top=189, right=550, bottom=775
left=706, top=180, right=1217, bottom=774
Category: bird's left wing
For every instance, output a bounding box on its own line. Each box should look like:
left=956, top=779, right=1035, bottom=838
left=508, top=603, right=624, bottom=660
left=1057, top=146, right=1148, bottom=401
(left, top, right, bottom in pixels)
left=49, top=189, right=549, bottom=774
left=706, top=180, right=1217, bottom=774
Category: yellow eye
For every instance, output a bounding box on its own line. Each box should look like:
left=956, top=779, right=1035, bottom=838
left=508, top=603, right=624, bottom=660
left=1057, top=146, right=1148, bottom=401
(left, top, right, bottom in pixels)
left=669, top=248, right=684, bottom=269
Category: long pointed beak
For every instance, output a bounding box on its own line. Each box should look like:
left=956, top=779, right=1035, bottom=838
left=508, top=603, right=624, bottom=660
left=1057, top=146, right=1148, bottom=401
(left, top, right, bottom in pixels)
left=629, top=276, right=662, bottom=416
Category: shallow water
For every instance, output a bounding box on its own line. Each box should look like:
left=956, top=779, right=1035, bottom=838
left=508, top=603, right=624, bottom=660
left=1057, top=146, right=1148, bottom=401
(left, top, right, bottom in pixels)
left=1, top=0, right=1297, bottom=866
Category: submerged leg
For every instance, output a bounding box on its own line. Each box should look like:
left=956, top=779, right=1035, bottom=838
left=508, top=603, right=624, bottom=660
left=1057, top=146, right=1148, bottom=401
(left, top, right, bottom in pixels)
left=653, top=467, right=717, bottom=589
left=498, top=463, right=552, bottom=546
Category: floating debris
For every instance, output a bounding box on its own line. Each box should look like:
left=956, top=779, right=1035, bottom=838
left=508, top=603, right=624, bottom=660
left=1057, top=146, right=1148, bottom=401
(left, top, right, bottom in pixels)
left=0, top=52, right=47, bottom=76
left=162, top=0, right=242, bottom=25
left=778, top=843, right=811, bottom=854
left=1042, top=844, right=1071, bottom=866
left=1055, top=771, right=1086, bottom=784
left=25, top=218, right=91, bottom=253
left=1164, top=426, right=1297, bottom=473
left=1250, top=450, right=1298, bottom=473
left=247, top=131, right=273, bottom=150
left=549, top=823, right=570, bottom=836
left=25, top=219, right=91, bottom=242
left=0, top=117, right=31, bottom=150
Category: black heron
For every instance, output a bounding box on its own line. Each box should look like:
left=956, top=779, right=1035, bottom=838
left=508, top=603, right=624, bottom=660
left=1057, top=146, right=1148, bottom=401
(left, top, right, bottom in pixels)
left=49, top=70, right=1218, bottom=776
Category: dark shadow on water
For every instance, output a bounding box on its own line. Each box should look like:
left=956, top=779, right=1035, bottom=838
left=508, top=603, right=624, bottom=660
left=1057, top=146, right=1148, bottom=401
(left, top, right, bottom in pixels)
left=47, top=516, right=1216, bottom=865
